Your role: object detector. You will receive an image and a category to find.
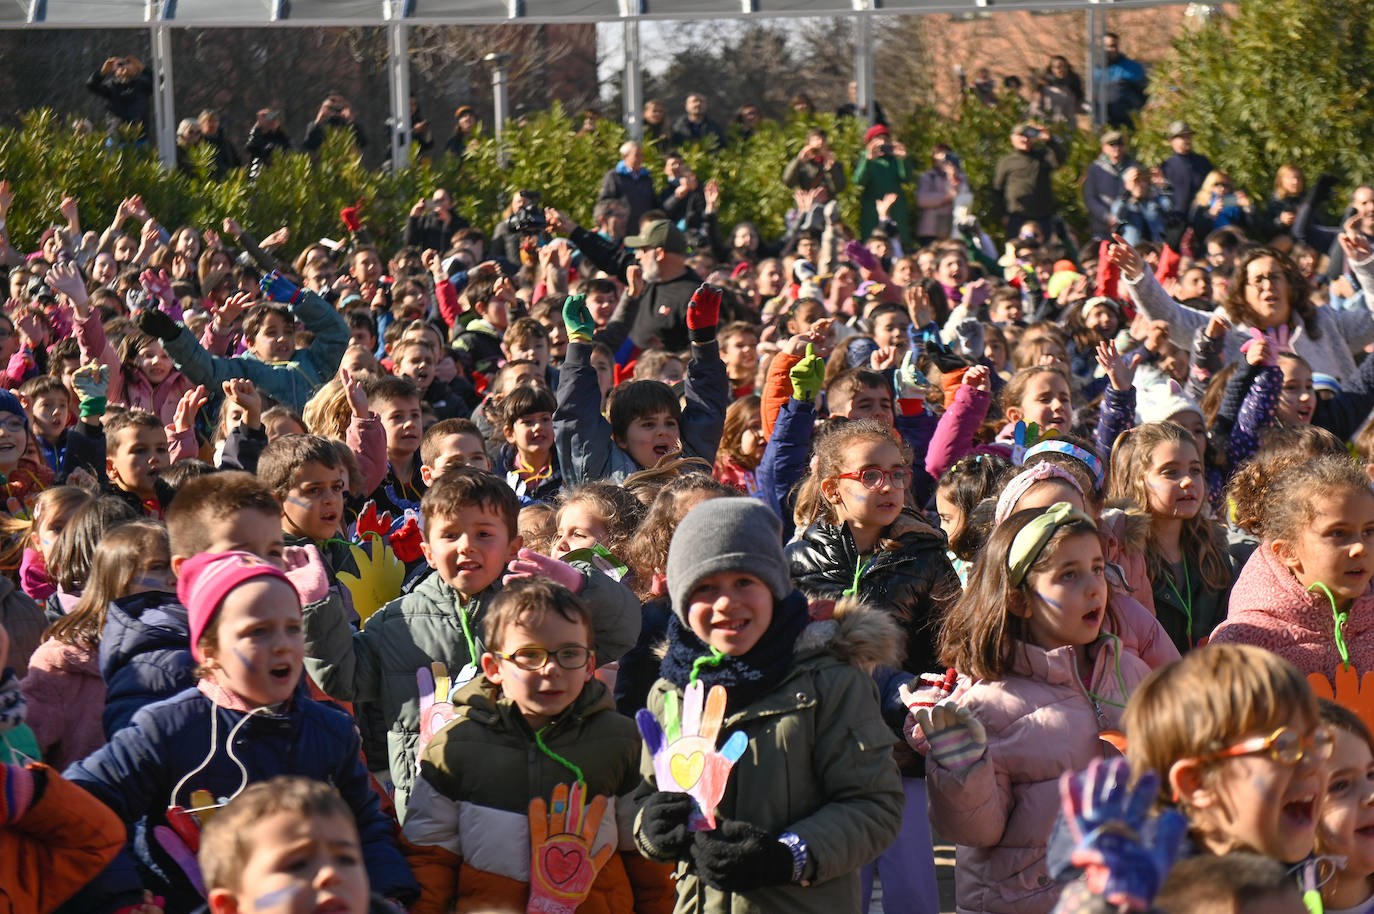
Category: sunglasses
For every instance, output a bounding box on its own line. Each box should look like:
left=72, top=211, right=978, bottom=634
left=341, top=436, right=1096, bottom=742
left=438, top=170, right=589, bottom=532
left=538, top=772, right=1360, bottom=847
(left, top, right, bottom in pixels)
left=833, top=467, right=913, bottom=491
left=494, top=645, right=590, bottom=672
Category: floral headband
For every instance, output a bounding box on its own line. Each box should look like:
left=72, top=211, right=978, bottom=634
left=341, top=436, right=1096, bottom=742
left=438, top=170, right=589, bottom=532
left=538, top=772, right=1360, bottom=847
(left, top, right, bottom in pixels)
left=995, top=462, right=1085, bottom=525
left=1023, top=439, right=1105, bottom=489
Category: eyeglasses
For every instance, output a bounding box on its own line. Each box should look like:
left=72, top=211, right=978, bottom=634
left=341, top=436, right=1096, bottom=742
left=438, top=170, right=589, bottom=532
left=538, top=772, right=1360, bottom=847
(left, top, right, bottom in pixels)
left=0, top=416, right=25, bottom=434
left=1248, top=272, right=1287, bottom=287
left=1200, top=725, right=1335, bottom=767
left=833, top=467, right=913, bottom=491
left=494, top=645, right=590, bottom=671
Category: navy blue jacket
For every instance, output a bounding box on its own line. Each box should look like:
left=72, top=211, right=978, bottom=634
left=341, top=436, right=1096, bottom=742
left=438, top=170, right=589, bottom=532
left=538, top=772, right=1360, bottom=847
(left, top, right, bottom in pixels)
left=100, top=591, right=197, bottom=739
left=64, top=685, right=417, bottom=912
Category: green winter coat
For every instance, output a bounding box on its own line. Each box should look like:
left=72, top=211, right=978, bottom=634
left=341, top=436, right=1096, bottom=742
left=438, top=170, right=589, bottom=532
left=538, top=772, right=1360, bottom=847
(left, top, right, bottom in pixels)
left=302, top=565, right=642, bottom=821
left=853, top=152, right=914, bottom=244
left=634, top=600, right=905, bottom=914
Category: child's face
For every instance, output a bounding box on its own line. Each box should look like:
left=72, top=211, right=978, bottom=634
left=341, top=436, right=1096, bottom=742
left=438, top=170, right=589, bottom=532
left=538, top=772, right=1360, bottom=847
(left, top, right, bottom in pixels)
left=506, top=337, right=549, bottom=373
left=207, top=577, right=304, bottom=706
left=589, top=351, right=615, bottom=399
left=1189, top=709, right=1329, bottom=863
left=1020, top=532, right=1107, bottom=651
left=1169, top=410, right=1208, bottom=467
left=552, top=503, right=608, bottom=559
left=985, top=337, right=1008, bottom=370
left=835, top=384, right=894, bottom=428
left=282, top=461, right=346, bottom=542
left=208, top=810, right=369, bottom=914
left=506, top=408, right=553, bottom=459
left=1277, top=357, right=1315, bottom=426
left=108, top=425, right=169, bottom=496
left=616, top=408, right=680, bottom=469
left=935, top=489, right=963, bottom=540
left=135, top=339, right=174, bottom=385
left=129, top=543, right=175, bottom=594
left=265, top=415, right=305, bottom=442
left=796, top=237, right=817, bottom=262
left=587, top=292, right=618, bottom=328
left=826, top=440, right=907, bottom=531
left=480, top=613, right=594, bottom=728
left=687, top=571, right=773, bottom=656
left=28, top=391, right=69, bottom=441
left=1143, top=439, right=1204, bottom=521
left=250, top=314, right=295, bottom=363
left=33, top=503, right=77, bottom=562
left=420, top=504, right=521, bottom=597
left=1274, top=490, right=1374, bottom=608
left=1083, top=305, right=1117, bottom=335
left=1317, top=728, right=1374, bottom=879
left=990, top=298, right=1024, bottom=325
left=871, top=312, right=910, bottom=350
left=1012, top=372, right=1072, bottom=433
left=396, top=347, right=435, bottom=392
left=377, top=395, right=423, bottom=459
left=420, top=432, right=490, bottom=486
left=739, top=409, right=763, bottom=458
left=180, top=509, right=287, bottom=573
left=721, top=333, right=759, bottom=381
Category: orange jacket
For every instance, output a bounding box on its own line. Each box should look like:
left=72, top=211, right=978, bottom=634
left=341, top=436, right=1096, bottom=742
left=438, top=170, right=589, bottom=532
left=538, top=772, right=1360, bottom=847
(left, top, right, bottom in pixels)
left=1, top=762, right=125, bottom=914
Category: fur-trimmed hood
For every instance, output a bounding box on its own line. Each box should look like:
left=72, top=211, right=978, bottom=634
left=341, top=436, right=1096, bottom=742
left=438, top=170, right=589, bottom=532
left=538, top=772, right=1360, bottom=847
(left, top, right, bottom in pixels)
left=795, top=595, right=904, bottom=672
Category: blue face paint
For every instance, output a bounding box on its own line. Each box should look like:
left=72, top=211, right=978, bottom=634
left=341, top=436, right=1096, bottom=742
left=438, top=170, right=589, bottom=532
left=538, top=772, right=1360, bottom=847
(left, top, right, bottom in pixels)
left=233, top=647, right=257, bottom=673
left=284, top=494, right=314, bottom=509
left=252, top=886, right=301, bottom=910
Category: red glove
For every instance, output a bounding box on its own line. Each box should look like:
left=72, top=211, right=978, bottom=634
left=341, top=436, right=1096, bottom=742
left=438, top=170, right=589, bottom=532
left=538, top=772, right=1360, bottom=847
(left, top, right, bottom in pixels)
left=390, top=517, right=424, bottom=563
left=354, top=501, right=394, bottom=541
left=341, top=203, right=363, bottom=234
left=1154, top=244, right=1182, bottom=285
left=686, top=283, right=722, bottom=337
left=1095, top=239, right=1121, bottom=301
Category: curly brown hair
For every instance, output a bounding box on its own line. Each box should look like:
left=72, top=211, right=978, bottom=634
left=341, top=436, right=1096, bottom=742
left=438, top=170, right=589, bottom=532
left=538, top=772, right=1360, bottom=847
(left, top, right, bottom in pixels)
left=1221, top=247, right=1316, bottom=338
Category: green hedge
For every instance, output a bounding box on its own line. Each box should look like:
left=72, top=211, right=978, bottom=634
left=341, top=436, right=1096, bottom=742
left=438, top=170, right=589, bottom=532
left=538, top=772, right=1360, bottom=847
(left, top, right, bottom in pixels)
left=0, top=100, right=1099, bottom=256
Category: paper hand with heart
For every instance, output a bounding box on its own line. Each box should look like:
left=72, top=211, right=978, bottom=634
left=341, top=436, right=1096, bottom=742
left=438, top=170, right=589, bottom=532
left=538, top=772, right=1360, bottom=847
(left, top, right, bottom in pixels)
left=527, top=781, right=614, bottom=914
left=415, top=662, right=465, bottom=769
left=636, top=681, right=748, bottom=831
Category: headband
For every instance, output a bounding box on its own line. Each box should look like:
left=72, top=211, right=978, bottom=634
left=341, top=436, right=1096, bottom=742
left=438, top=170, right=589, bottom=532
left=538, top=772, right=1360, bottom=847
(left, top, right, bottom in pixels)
left=995, top=463, right=1084, bottom=525
left=1008, top=501, right=1096, bottom=587
left=1023, top=440, right=1105, bottom=489
left=1080, top=296, right=1115, bottom=321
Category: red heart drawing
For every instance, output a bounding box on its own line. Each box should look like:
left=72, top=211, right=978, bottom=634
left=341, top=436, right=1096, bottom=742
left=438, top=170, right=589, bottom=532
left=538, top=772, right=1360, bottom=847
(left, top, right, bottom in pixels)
left=543, top=845, right=584, bottom=885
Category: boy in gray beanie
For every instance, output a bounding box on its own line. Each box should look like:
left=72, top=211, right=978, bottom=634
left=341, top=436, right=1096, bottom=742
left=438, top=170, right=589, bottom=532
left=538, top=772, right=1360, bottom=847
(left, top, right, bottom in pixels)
left=634, top=496, right=903, bottom=914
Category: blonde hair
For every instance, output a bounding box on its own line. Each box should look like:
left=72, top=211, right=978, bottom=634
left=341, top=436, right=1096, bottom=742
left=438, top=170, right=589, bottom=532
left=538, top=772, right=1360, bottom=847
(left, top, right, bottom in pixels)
left=1001, top=365, right=1072, bottom=416
left=1108, top=422, right=1232, bottom=592
left=1194, top=170, right=1236, bottom=208
left=1125, top=644, right=1316, bottom=808
left=303, top=378, right=352, bottom=441
left=46, top=521, right=167, bottom=649
left=793, top=419, right=908, bottom=530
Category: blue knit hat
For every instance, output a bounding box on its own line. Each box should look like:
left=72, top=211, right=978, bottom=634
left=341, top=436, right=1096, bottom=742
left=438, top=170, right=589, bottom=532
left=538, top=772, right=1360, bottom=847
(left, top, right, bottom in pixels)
left=0, top=389, right=29, bottom=434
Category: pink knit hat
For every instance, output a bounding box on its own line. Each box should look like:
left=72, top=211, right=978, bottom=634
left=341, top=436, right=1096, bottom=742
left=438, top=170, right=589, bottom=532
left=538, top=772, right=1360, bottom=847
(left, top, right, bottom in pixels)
left=178, top=551, right=297, bottom=661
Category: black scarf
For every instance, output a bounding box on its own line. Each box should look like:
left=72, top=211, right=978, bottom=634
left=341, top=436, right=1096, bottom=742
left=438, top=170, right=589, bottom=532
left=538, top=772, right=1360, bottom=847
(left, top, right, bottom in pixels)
left=660, top=589, right=811, bottom=713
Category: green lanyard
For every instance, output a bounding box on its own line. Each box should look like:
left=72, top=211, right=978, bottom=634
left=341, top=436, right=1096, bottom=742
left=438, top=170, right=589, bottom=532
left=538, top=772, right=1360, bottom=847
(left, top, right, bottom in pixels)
left=843, top=556, right=871, bottom=597
left=535, top=725, right=585, bottom=786
left=455, top=597, right=480, bottom=664
left=689, top=648, right=727, bottom=686
left=1165, top=559, right=1194, bottom=648
left=1309, top=582, right=1351, bottom=671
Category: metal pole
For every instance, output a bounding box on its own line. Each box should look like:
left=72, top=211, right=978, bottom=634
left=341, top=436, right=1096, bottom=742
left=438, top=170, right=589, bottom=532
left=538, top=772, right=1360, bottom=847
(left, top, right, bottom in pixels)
left=487, top=55, right=510, bottom=167
left=149, top=24, right=176, bottom=168
left=853, top=10, right=875, bottom=126
left=387, top=21, right=411, bottom=170
left=623, top=18, right=643, bottom=141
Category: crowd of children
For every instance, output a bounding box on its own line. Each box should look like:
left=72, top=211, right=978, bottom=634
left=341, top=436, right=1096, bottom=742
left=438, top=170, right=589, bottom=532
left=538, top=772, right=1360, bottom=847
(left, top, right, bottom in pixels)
left=2, top=178, right=1374, bottom=914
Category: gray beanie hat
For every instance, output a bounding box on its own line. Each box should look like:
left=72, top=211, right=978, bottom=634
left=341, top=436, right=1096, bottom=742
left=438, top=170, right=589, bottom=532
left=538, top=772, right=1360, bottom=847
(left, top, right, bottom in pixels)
left=665, top=498, right=792, bottom=621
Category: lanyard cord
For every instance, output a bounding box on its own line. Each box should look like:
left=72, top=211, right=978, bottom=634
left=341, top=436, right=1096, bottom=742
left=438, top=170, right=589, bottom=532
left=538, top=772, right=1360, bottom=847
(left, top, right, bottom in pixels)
left=455, top=597, right=479, bottom=663
left=514, top=452, right=553, bottom=483
left=535, top=725, right=585, bottom=786
left=1165, top=558, right=1194, bottom=648
left=1310, top=581, right=1351, bottom=671
left=843, top=555, right=871, bottom=597
left=689, top=648, right=727, bottom=687
left=1085, top=634, right=1129, bottom=710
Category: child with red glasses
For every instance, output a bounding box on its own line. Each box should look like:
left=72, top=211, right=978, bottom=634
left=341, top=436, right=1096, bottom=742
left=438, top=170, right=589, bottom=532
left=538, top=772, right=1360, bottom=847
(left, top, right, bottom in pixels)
left=787, top=418, right=958, bottom=914
left=1126, top=643, right=1331, bottom=871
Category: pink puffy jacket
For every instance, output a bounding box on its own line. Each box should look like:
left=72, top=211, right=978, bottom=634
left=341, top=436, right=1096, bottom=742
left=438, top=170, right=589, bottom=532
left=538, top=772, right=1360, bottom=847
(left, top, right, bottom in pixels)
left=925, top=615, right=1157, bottom=914
left=1211, top=542, right=1374, bottom=681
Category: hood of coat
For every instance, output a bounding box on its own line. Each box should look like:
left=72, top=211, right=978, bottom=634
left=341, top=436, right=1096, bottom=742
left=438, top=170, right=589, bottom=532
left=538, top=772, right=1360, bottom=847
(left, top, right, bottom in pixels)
left=27, top=637, right=100, bottom=677
left=1227, top=541, right=1374, bottom=642
left=795, top=595, right=904, bottom=671
left=1102, top=503, right=1152, bottom=554
left=98, top=590, right=190, bottom=681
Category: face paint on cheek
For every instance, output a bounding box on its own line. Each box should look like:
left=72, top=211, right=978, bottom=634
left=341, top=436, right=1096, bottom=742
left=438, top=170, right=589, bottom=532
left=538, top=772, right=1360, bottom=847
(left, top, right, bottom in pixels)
left=284, top=495, right=314, bottom=509
left=132, top=575, right=171, bottom=591
left=233, top=647, right=257, bottom=674
left=252, top=886, right=302, bottom=910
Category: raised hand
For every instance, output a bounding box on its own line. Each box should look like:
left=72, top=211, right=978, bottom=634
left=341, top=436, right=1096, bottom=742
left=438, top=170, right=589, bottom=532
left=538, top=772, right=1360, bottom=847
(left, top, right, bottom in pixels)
left=58, top=195, right=79, bottom=226
left=72, top=363, right=109, bottom=419
left=1095, top=340, right=1141, bottom=391
left=528, top=781, right=615, bottom=914
left=139, top=268, right=174, bottom=310
left=961, top=364, right=992, bottom=392
left=636, top=681, right=748, bottom=830
left=221, top=378, right=262, bottom=428
left=561, top=293, right=595, bottom=342
left=1061, top=757, right=1187, bottom=911
left=171, top=384, right=208, bottom=434
left=260, top=226, right=290, bottom=249
left=260, top=269, right=304, bottom=305
left=914, top=702, right=987, bottom=772
left=789, top=343, right=825, bottom=403
left=222, top=217, right=243, bottom=237
left=686, top=284, right=723, bottom=334
left=45, top=261, right=88, bottom=308
left=1106, top=234, right=1145, bottom=282
left=1240, top=329, right=1276, bottom=367
left=625, top=265, right=644, bottom=299
left=211, top=291, right=252, bottom=331
left=870, top=345, right=900, bottom=372
left=340, top=367, right=371, bottom=418
left=1203, top=313, right=1230, bottom=340
left=281, top=543, right=330, bottom=605
left=1339, top=217, right=1372, bottom=262
left=503, top=548, right=584, bottom=594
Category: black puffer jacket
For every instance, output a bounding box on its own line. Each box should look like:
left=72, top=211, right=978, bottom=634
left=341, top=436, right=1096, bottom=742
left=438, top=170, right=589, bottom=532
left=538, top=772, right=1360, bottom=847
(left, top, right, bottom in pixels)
left=787, top=512, right=958, bottom=777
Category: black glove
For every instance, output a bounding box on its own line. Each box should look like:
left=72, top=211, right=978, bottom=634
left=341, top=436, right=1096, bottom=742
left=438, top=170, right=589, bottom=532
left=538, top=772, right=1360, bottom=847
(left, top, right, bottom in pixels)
left=690, top=818, right=796, bottom=892
left=926, top=337, right=971, bottom=373
left=636, top=791, right=696, bottom=860
left=136, top=308, right=181, bottom=342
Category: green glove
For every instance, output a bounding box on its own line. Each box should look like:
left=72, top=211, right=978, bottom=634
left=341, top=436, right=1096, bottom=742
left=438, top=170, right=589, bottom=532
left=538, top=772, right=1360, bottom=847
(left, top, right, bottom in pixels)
left=789, top=344, right=825, bottom=403
left=73, top=363, right=110, bottom=419
left=562, top=293, right=595, bottom=343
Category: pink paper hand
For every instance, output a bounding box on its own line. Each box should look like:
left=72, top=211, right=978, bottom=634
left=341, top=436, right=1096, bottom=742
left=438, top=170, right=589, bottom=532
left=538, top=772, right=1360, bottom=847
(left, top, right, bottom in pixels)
left=636, top=681, right=748, bottom=830
left=527, top=781, right=613, bottom=914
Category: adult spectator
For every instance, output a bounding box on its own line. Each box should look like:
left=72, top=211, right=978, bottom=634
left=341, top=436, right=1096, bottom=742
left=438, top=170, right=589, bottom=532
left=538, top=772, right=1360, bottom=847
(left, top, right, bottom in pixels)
left=670, top=93, right=726, bottom=147
left=1266, top=164, right=1307, bottom=239
left=245, top=108, right=291, bottom=178
left=174, top=118, right=205, bottom=175
left=85, top=55, right=153, bottom=139
left=404, top=189, right=468, bottom=252
left=598, top=141, right=657, bottom=230
left=915, top=144, right=967, bottom=244
left=781, top=128, right=846, bottom=199
left=661, top=153, right=707, bottom=235
left=1325, top=185, right=1374, bottom=284
left=733, top=104, right=761, bottom=141
left=304, top=93, right=367, bottom=153
left=446, top=106, right=477, bottom=157
left=1083, top=130, right=1137, bottom=240
left=387, top=95, right=433, bottom=157
left=992, top=123, right=1063, bottom=240
left=836, top=80, right=888, bottom=126
left=1188, top=171, right=1255, bottom=240
left=624, top=219, right=704, bottom=351
left=641, top=99, right=668, bottom=144
left=1031, top=55, right=1084, bottom=123
left=853, top=125, right=914, bottom=245
left=1159, top=121, right=1213, bottom=218
left=1099, top=32, right=1148, bottom=128
left=1110, top=166, right=1172, bottom=245
left=197, top=109, right=241, bottom=178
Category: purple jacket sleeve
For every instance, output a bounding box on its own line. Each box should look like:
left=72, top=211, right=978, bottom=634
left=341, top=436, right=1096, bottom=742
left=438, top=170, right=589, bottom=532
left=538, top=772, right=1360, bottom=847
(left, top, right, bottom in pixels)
left=1093, top=386, right=1136, bottom=459
left=925, top=386, right=991, bottom=481
left=1228, top=365, right=1280, bottom=468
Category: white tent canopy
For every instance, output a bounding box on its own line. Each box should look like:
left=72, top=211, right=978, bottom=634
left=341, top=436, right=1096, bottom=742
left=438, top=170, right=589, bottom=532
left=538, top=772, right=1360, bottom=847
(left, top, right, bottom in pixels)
left=8, top=0, right=1190, bottom=167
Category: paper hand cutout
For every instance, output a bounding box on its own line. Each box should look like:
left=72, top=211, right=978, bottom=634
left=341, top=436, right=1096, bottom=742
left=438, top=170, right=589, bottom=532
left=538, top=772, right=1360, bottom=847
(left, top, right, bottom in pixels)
left=636, top=682, right=748, bottom=831
left=1061, top=757, right=1187, bottom=912
left=527, top=781, right=614, bottom=914
left=155, top=824, right=207, bottom=897
left=1309, top=667, right=1374, bottom=735
left=338, top=500, right=406, bottom=626
left=415, top=662, right=461, bottom=768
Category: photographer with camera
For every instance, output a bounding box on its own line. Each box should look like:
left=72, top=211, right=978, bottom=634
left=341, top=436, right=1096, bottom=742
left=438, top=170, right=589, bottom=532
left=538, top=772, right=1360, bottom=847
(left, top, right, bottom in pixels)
left=853, top=124, right=913, bottom=247
left=992, top=122, right=1063, bottom=242
left=303, top=93, right=367, bottom=153
left=405, top=189, right=468, bottom=254
left=85, top=55, right=153, bottom=140
left=245, top=108, right=290, bottom=179
left=489, top=190, right=548, bottom=268
left=916, top=143, right=968, bottom=245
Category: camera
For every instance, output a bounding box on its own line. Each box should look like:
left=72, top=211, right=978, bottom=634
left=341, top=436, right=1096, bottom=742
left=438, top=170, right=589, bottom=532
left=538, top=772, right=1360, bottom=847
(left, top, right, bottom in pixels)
left=507, top=201, right=547, bottom=237
left=879, top=142, right=894, bottom=157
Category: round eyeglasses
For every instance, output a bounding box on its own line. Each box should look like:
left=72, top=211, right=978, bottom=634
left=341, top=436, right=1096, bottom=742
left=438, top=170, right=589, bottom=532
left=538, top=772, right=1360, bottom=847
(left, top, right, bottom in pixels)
left=494, top=645, right=591, bottom=672
left=832, top=467, right=913, bottom=491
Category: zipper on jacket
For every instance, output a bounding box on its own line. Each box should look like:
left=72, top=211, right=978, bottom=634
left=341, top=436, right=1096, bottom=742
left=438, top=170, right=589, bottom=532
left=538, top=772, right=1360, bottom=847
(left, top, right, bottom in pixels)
left=1068, top=646, right=1111, bottom=732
